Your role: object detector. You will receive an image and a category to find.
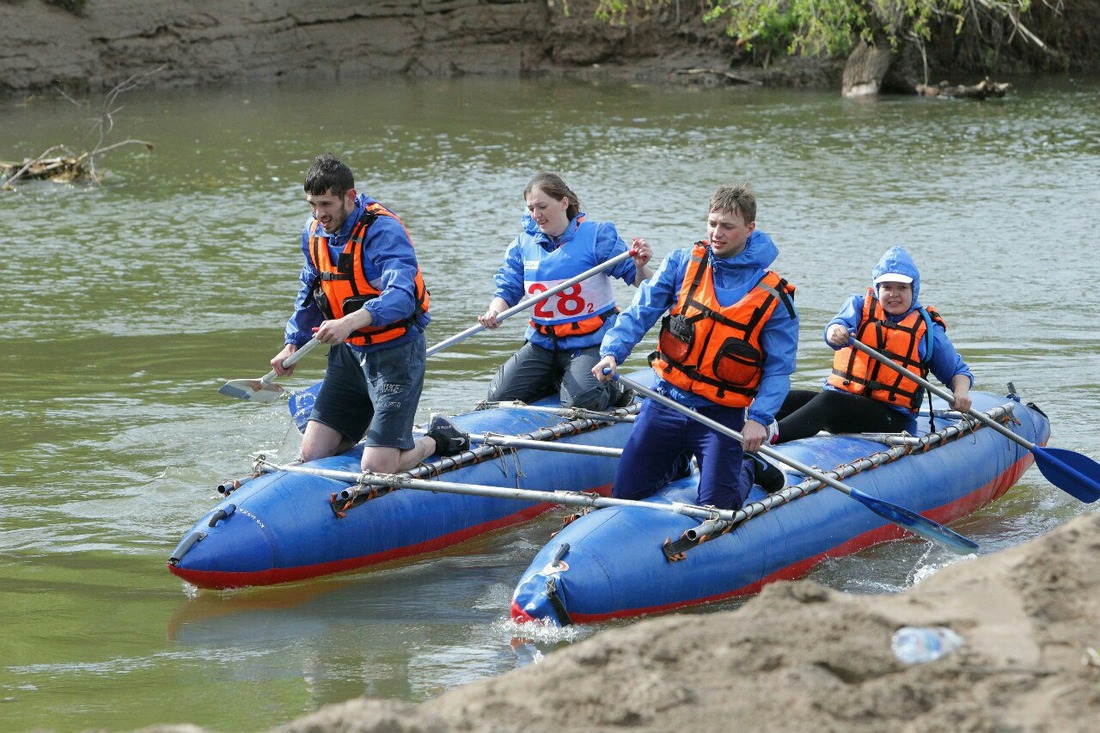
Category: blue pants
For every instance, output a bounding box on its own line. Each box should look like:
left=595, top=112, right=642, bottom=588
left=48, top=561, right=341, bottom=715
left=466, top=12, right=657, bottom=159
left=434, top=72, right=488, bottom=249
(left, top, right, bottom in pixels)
left=310, top=336, right=426, bottom=451
left=613, top=398, right=750, bottom=510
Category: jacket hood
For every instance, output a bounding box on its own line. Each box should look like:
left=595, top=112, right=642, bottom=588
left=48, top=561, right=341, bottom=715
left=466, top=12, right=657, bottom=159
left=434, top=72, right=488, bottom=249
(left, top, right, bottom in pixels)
left=521, top=210, right=586, bottom=247
left=711, top=229, right=778, bottom=272
left=871, top=246, right=921, bottom=309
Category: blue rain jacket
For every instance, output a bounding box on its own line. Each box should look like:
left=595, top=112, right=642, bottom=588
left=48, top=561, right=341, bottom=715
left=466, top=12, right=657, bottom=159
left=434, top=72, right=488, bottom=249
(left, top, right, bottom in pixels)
left=492, top=212, right=640, bottom=351
left=284, top=193, right=430, bottom=352
left=600, top=230, right=799, bottom=428
left=825, top=245, right=973, bottom=410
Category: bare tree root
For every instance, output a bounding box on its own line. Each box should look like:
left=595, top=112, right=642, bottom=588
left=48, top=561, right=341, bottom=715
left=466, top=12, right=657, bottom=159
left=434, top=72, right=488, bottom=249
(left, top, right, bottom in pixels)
left=1, top=67, right=161, bottom=191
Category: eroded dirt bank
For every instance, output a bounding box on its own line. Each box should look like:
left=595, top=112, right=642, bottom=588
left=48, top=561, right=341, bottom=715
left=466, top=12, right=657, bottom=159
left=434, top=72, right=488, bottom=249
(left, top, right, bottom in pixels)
left=4, top=0, right=1098, bottom=97
left=0, top=0, right=755, bottom=94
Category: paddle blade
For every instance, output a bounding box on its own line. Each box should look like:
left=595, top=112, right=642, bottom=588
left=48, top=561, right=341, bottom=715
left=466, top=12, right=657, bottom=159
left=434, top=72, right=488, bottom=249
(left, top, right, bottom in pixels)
left=848, top=487, right=979, bottom=555
left=218, top=378, right=286, bottom=403
left=1032, top=446, right=1100, bottom=503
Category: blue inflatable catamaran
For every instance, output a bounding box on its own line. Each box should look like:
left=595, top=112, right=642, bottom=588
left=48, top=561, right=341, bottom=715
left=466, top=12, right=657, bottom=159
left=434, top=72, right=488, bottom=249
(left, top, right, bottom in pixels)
left=170, top=369, right=1061, bottom=612
left=509, top=385, right=1053, bottom=625
left=168, top=393, right=639, bottom=590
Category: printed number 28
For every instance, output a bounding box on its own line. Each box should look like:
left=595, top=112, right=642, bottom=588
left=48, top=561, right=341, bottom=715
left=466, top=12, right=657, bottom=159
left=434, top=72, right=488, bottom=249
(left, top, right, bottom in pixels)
left=529, top=283, right=590, bottom=317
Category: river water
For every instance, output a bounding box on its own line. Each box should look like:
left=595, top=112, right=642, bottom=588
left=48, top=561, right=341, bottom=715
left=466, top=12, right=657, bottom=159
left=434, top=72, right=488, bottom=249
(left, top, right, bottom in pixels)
left=1, top=74, right=1098, bottom=733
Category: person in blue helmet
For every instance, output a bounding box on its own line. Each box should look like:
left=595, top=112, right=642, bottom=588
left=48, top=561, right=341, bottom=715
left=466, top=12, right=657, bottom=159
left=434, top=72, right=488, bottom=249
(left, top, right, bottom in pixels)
left=593, top=183, right=799, bottom=511
left=775, top=245, right=973, bottom=444
left=477, top=172, right=653, bottom=410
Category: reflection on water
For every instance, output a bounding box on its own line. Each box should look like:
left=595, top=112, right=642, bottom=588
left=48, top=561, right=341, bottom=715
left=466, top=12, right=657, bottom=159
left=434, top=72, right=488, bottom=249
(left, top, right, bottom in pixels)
left=1, top=73, right=1098, bottom=733
left=164, top=520, right=593, bottom=704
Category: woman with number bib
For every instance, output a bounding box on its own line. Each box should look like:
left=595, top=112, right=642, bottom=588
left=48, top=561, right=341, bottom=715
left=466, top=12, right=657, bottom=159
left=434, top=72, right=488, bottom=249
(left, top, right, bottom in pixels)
left=477, top=172, right=653, bottom=410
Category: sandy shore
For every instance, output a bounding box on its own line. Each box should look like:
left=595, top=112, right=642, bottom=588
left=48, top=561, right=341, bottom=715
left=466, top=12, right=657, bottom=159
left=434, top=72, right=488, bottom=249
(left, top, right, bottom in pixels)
left=134, top=511, right=1100, bottom=733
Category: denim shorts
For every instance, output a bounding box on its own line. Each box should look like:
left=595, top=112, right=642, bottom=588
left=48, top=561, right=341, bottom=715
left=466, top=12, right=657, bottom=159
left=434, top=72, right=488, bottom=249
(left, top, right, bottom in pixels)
left=309, top=334, right=426, bottom=450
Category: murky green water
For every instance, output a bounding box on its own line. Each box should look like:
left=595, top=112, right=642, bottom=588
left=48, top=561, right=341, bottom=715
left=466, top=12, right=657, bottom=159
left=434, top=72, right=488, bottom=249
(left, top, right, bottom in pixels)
left=2, top=74, right=1098, bottom=732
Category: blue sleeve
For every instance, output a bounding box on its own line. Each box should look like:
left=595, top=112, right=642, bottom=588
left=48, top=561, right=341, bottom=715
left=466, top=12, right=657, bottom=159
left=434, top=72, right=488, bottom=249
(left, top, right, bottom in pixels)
left=747, top=293, right=799, bottom=427
left=925, top=325, right=974, bottom=389
left=359, top=215, right=423, bottom=328
left=825, top=295, right=864, bottom=349
left=284, top=225, right=324, bottom=347
left=599, top=250, right=684, bottom=363
left=491, top=236, right=527, bottom=307
left=591, top=221, right=638, bottom=285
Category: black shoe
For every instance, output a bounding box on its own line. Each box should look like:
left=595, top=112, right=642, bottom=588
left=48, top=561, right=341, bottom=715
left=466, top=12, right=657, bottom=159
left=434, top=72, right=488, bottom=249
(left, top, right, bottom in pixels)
left=749, top=453, right=785, bottom=494
left=611, top=384, right=636, bottom=408
left=671, top=451, right=694, bottom=479
left=426, top=415, right=470, bottom=457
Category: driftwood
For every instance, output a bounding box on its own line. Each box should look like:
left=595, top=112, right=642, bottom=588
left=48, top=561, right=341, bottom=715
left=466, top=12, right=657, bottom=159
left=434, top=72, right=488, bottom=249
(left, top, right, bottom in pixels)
left=916, top=78, right=1014, bottom=99
left=1, top=146, right=81, bottom=185
left=1, top=140, right=154, bottom=189
left=1, top=67, right=160, bottom=191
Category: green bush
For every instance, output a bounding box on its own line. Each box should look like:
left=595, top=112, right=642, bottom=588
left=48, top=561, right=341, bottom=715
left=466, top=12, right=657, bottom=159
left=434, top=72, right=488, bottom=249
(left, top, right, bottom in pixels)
left=594, top=0, right=1036, bottom=58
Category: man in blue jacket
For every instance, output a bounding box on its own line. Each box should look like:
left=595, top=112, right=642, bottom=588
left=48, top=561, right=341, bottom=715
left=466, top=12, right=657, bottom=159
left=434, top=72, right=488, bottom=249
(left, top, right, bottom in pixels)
left=594, top=184, right=799, bottom=510
left=270, top=154, right=467, bottom=474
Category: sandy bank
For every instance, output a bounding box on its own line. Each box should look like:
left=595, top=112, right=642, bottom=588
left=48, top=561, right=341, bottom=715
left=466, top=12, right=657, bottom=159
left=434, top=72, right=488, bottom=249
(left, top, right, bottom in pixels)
left=134, top=511, right=1100, bottom=733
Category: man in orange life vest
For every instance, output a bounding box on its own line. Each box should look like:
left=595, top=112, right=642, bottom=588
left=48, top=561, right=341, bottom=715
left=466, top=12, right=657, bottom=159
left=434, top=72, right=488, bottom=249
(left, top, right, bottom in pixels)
left=270, top=154, right=468, bottom=473
left=593, top=184, right=798, bottom=510
left=774, top=245, right=973, bottom=442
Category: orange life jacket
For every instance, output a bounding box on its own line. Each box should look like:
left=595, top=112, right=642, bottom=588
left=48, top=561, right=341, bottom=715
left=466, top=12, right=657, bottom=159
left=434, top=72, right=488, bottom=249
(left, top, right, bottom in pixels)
left=652, top=243, right=795, bottom=408
left=532, top=309, right=617, bottom=341
left=308, top=203, right=430, bottom=347
left=827, top=288, right=945, bottom=412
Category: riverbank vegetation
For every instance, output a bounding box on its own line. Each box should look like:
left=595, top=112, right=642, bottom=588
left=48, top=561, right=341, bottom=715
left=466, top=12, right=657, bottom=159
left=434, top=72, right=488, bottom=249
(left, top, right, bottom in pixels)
left=585, top=0, right=1080, bottom=94
left=596, top=0, right=1063, bottom=67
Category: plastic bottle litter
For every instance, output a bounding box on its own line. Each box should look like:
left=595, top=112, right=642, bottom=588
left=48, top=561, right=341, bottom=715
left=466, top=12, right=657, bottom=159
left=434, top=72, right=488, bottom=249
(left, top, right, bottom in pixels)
left=890, top=626, right=965, bottom=664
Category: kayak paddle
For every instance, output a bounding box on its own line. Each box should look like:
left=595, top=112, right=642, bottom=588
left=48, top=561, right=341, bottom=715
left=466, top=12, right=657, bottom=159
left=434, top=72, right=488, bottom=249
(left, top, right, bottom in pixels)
left=848, top=337, right=1100, bottom=504
left=218, top=337, right=322, bottom=403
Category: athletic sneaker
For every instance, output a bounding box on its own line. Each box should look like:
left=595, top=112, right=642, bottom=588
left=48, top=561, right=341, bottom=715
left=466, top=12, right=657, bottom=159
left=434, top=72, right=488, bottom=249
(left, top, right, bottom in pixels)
left=426, top=415, right=470, bottom=456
